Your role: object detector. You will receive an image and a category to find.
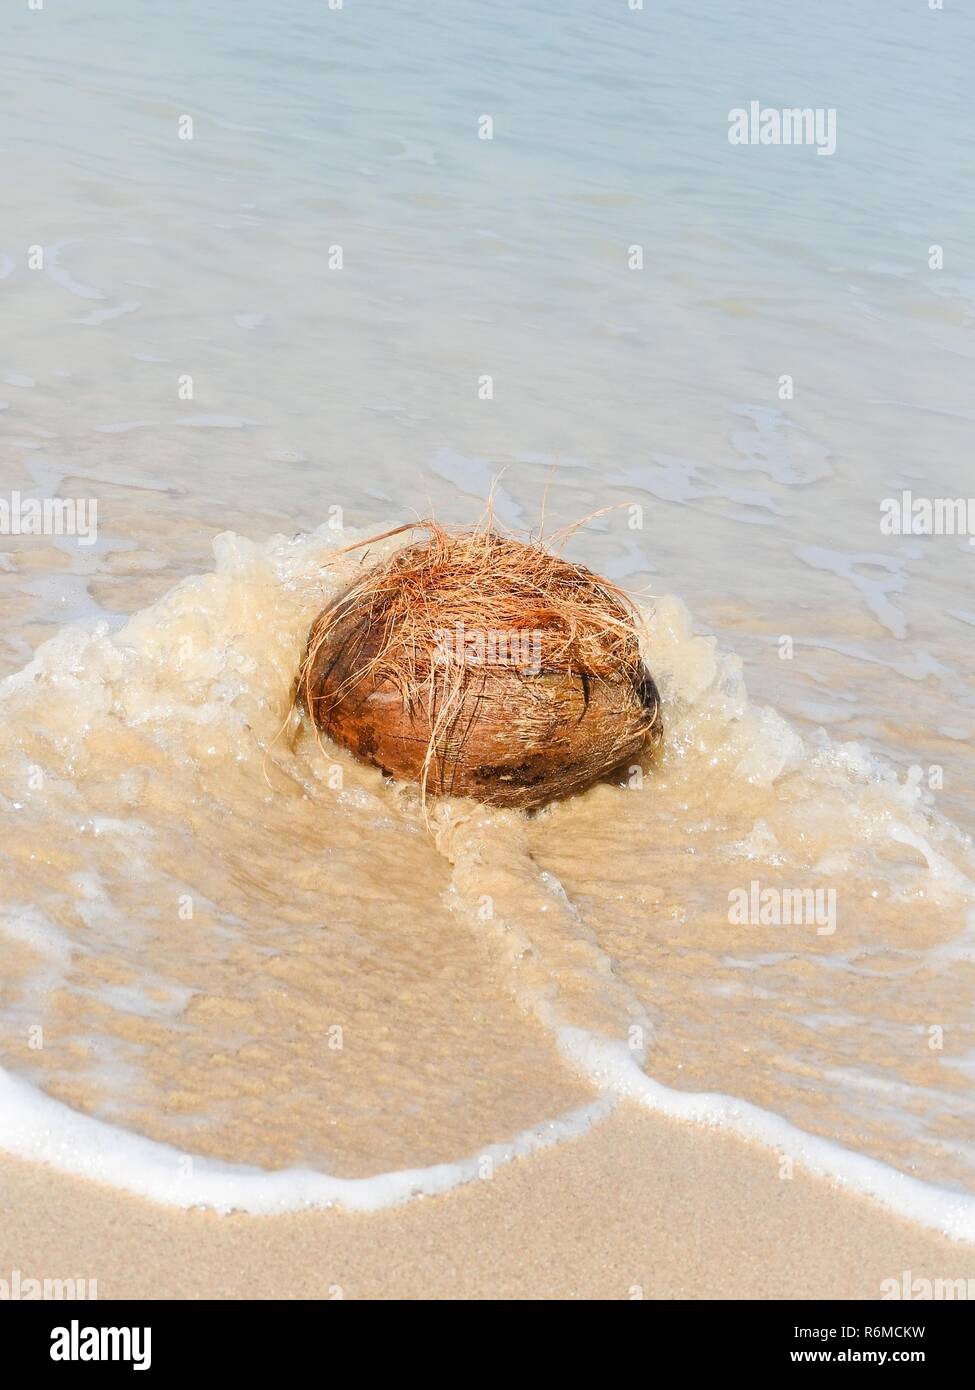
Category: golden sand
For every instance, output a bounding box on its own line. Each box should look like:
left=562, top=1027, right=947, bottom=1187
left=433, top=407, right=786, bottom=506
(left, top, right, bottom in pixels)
left=1, top=1106, right=972, bottom=1300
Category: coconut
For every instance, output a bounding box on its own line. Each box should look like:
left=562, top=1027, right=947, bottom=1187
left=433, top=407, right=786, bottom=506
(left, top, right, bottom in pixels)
left=298, top=521, right=662, bottom=810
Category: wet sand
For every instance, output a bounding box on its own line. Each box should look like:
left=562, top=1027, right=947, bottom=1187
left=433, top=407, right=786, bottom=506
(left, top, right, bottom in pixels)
left=2, top=1104, right=972, bottom=1301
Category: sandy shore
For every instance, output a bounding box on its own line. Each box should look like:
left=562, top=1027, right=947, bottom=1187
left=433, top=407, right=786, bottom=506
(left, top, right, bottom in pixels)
left=2, top=1103, right=971, bottom=1300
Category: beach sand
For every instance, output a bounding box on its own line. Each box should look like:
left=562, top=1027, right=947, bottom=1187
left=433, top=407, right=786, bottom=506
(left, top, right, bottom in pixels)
left=2, top=1105, right=972, bottom=1301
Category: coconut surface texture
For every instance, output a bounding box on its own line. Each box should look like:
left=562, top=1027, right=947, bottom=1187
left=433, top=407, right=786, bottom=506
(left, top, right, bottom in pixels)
left=299, top=524, right=663, bottom=810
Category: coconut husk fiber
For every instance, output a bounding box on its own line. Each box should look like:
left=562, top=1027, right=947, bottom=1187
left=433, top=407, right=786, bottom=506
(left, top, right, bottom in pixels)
left=298, top=519, right=663, bottom=810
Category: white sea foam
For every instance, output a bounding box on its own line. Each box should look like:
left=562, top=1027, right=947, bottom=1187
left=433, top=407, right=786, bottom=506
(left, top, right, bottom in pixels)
left=0, top=525, right=973, bottom=1238
left=555, top=1030, right=975, bottom=1243
left=437, top=805, right=975, bottom=1244
left=0, top=1067, right=611, bottom=1215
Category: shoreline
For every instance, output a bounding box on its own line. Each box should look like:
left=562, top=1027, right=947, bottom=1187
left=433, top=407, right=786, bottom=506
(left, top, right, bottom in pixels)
left=2, top=1103, right=972, bottom=1301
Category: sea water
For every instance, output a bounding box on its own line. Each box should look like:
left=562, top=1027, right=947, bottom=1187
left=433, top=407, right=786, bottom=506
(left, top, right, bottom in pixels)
left=1, top=1, right=974, bottom=1235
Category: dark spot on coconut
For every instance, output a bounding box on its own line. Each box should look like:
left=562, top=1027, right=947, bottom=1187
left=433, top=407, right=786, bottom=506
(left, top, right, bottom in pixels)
left=473, top=760, right=550, bottom=789
left=578, top=671, right=591, bottom=717
left=355, top=725, right=379, bottom=761
left=634, top=664, right=662, bottom=716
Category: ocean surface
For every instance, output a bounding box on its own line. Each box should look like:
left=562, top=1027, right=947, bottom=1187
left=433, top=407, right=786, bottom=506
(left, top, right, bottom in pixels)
left=2, top=1, right=975, bottom=1234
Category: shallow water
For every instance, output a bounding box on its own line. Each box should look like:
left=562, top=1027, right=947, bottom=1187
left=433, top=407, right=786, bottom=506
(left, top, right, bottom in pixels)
left=1, top=2, right=974, bottom=1231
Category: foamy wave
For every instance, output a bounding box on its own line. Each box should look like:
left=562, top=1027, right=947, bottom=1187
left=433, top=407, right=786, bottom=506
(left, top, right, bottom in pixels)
left=0, top=1066, right=611, bottom=1215
left=0, top=525, right=973, bottom=1236
left=559, top=1032, right=975, bottom=1243
left=435, top=805, right=975, bottom=1242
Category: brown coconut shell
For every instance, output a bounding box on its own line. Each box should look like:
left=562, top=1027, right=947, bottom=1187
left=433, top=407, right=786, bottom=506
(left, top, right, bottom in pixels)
left=299, top=532, right=663, bottom=810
